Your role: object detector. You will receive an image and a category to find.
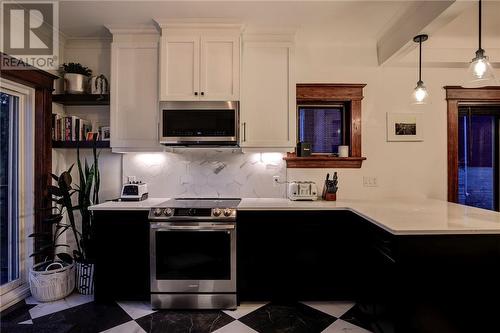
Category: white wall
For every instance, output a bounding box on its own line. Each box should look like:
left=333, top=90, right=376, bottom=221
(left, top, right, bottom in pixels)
left=288, top=27, right=500, bottom=201
left=56, top=25, right=500, bottom=201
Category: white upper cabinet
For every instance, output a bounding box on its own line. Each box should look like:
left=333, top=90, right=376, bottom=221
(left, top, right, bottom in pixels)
left=108, top=29, right=162, bottom=151
left=240, top=35, right=296, bottom=148
left=157, top=22, right=241, bottom=101
left=200, top=36, right=240, bottom=100
left=161, top=36, right=200, bottom=101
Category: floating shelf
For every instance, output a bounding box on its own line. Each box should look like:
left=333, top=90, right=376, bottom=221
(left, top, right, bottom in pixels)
left=284, top=153, right=366, bottom=168
left=52, top=141, right=110, bottom=149
left=52, top=94, right=110, bottom=106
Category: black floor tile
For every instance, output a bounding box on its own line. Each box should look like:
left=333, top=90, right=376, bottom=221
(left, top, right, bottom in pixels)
left=0, top=300, right=35, bottom=325
left=32, top=301, right=132, bottom=333
left=1, top=321, right=75, bottom=333
left=136, top=310, right=235, bottom=333
left=238, top=302, right=337, bottom=333
left=340, top=303, right=377, bottom=331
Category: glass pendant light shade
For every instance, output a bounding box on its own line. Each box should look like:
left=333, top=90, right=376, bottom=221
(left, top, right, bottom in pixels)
left=412, top=80, right=429, bottom=104
left=464, top=0, right=498, bottom=88
left=411, top=34, right=429, bottom=105
left=463, top=49, right=497, bottom=88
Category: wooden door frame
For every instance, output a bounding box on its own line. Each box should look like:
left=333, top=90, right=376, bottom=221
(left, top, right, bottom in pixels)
left=1, top=53, right=57, bottom=261
left=444, top=86, right=500, bottom=203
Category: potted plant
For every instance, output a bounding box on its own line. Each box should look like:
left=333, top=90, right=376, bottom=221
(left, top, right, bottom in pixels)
left=73, top=137, right=100, bottom=294
left=29, top=167, right=76, bottom=302
left=61, top=62, right=92, bottom=94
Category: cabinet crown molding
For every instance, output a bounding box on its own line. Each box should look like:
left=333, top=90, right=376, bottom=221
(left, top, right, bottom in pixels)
left=105, top=24, right=159, bottom=35
left=153, top=19, right=244, bottom=31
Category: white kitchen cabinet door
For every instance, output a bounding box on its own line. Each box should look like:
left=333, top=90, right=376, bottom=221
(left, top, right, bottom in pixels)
left=110, top=40, right=160, bottom=149
left=240, top=41, right=296, bottom=148
left=160, top=35, right=200, bottom=101
left=200, top=36, right=240, bottom=101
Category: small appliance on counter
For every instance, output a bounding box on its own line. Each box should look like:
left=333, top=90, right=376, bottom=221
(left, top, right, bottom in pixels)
left=296, top=142, right=311, bottom=157
left=120, top=177, right=148, bottom=201
left=288, top=181, right=318, bottom=201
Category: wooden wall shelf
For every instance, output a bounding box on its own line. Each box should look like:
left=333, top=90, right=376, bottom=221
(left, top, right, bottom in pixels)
left=284, top=153, right=366, bottom=168
left=52, top=141, right=110, bottom=149
left=52, top=94, right=110, bottom=106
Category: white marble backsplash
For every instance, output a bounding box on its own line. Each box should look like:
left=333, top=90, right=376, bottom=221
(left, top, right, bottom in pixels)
left=122, top=150, right=287, bottom=198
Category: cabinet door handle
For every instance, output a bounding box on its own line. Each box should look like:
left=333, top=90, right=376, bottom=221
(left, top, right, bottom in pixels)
left=194, top=92, right=198, bottom=96
left=201, top=92, right=205, bottom=96
left=242, top=122, right=246, bottom=142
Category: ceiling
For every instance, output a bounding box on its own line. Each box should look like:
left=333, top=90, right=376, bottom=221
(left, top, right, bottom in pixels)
left=58, top=0, right=413, bottom=39
left=58, top=0, right=500, bottom=66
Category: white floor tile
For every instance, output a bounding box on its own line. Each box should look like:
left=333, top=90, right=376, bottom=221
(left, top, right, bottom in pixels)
left=213, top=320, right=258, bottom=333
left=28, top=298, right=69, bottom=319
left=116, top=301, right=156, bottom=320
left=64, top=293, right=94, bottom=308
left=302, top=301, right=355, bottom=318
left=100, top=320, right=146, bottom=333
left=24, top=296, right=41, bottom=305
left=19, top=319, right=33, bottom=324
left=28, top=292, right=94, bottom=319
left=322, top=319, right=372, bottom=333
left=223, top=302, right=268, bottom=319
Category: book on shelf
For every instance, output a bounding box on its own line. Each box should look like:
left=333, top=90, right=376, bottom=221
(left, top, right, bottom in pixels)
left=52, top=114, right=101, bottom=142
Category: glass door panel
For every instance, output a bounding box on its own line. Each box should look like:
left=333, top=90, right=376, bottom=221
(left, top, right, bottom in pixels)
left=155, top=231, right=231, bottom=280
left=0, top=92, right=19, bottom=286
left=458, top=107, right=499, bottom=211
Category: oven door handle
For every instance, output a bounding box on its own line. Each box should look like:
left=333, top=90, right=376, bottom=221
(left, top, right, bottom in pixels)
left=151, top=224, right=235, bottom=231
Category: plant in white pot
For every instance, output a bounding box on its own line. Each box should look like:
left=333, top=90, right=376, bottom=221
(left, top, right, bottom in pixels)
left=29, top=167, right=77, bottom=302
left=61, top=62, right=92, bottom=94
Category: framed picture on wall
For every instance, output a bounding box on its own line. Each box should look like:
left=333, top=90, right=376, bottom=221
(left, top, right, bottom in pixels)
left=386, top=113, right=423, bottom=142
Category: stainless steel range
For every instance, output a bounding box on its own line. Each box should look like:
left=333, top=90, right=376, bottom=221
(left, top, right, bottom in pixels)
left=149, top=198, right=240, bottom=310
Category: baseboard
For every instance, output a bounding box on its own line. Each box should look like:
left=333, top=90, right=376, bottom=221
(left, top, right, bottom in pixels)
left=0, top=284, right=31, bottom=312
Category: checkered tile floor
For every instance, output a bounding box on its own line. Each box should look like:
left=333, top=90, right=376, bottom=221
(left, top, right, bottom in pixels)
left=1, top=293, right=375, bottom=332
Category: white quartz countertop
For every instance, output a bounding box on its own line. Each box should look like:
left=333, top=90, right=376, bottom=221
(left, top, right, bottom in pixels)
left=89, top=198, right=168, bottom=211
left=89, top=197, right=500, bottom=235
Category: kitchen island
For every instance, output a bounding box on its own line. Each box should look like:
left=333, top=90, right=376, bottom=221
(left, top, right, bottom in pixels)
left=90, top=197, right=500, bottom=333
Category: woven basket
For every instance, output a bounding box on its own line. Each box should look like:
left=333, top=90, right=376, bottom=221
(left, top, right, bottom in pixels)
left=29, top=261, right=75, bottom=302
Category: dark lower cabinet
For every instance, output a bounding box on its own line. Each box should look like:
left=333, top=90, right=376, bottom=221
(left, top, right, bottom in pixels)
left=94, top=210, right=150, bottom=302
left=237, top=210, right=370, bottom=301
left=360, top=224, right=500, bottom=333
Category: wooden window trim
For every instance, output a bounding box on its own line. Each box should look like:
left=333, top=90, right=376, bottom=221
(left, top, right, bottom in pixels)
left=444, top=86, right=500, bottom=203
left=284, top=83, right=366, bottom=168
left=1, top=53, right=57, bottom=262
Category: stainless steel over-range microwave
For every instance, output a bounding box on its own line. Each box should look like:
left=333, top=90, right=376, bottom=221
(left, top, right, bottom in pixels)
left=159, top=101, right=239, bottom=146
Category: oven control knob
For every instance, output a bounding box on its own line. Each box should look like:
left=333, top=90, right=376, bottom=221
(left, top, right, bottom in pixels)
left=213, top=208, right=222, bottom=217
left=153, top=208, right=163, bottom=217
left=223, top=208, right=233, bottom=217
left=163, top=208, right=173, bottom=216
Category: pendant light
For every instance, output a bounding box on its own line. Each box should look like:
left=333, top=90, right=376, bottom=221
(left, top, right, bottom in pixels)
left=464, top=0, right=497, bottom=88
left=412, top=34, right=429, bottom=105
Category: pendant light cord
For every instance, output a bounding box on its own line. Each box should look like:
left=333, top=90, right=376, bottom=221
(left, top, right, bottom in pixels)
left=478, top=0, right=482, bottom=50
left=419, top=39, right=422, bottom=82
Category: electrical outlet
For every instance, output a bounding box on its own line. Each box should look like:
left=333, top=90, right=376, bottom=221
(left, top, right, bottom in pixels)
left=273, top=176, right=280, bottom=187
left=363, top=176, right=378, bottom=187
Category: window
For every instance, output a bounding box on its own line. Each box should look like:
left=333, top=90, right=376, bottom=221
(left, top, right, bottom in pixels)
left=1, top=92, right=20, bottom=286
left=298, top=105, right=347, bottom=154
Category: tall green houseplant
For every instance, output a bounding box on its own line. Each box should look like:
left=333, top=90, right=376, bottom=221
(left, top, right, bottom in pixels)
left=74, top=136, right=100, bottom=263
